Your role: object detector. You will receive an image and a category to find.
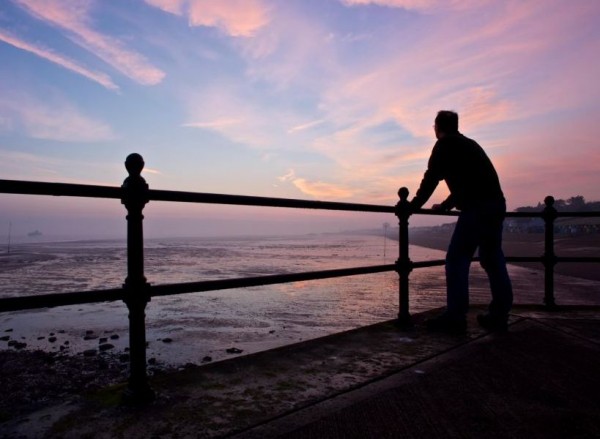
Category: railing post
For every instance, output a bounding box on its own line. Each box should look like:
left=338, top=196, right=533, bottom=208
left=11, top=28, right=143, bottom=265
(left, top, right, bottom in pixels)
left=542, top=195, right=558, bottom=308
left=395, top=187, right=412, bottom=327
left=121, top=153, right=155, bottom=403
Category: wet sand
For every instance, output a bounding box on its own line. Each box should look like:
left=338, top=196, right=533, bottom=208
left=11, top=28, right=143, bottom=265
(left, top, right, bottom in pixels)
left=1, top=234, right=599, bottom=431
left=1, top=232, right=600, bottom=371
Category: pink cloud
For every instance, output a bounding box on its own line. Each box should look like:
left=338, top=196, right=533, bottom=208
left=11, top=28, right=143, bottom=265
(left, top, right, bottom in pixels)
left=0, top=93, right=114, bottom=142
left=182, top=118, right=243, bottom=130
left=314, top=0, right=599, bottom=168
left=0, top=29, right=118, bottom=90
left=13, top=0, right=165, bottom=85
left=144, top=0, right=185, bottom=15
left=145, top=0, right=270, bottom=37
left=292, top=178, right=354, bottom=199
left=288, top=119, right=325, bottom=133
left=189, top=0, right=270, bottom=37
left=340, top=0, right=490, bottom=12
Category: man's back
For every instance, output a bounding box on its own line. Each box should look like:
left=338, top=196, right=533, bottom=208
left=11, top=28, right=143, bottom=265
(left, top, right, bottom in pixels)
left=433, top=133, right=504, bottom=209
left=413, top=132, right=504, bottom=211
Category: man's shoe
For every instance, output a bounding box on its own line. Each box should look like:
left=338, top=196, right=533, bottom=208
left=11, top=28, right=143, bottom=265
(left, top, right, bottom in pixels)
left=477, top=313, right=508, bottom=332
left=425, top=313, right=467, bottom=334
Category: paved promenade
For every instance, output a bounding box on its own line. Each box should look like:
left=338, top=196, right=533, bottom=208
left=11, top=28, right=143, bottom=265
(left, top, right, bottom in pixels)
left=2, top=305, right=599, bottom=438
left=239, top=307, right=600, bottom=438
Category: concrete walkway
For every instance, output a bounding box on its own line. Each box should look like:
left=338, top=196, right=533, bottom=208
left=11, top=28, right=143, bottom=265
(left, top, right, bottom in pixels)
left=2, top=306, right=599, bottom=438
left=237, top=307, right=600, bottom=438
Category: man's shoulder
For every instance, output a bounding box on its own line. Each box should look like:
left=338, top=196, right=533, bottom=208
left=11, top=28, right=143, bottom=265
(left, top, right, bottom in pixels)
left=447, top=132, right=471, bottom=141
left=443, top=133, right=482, bottom=148
left=434, top=133, right=466, bottom=149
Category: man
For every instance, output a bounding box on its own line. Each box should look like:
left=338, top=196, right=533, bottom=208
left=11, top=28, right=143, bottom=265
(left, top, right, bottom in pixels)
left=410, top=110, right=513, bottom=333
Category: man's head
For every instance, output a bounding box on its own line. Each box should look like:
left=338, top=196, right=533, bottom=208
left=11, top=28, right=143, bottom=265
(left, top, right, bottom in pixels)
left=434, top=110, right=459, bottom=139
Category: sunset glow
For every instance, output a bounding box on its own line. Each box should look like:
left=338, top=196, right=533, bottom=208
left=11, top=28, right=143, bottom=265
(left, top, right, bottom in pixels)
left=1, top=0, right=599, bottom=237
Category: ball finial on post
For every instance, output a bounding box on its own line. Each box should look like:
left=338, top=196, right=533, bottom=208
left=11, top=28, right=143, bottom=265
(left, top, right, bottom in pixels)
left=125, top=153, right=145, bottom=177
left=544, top=195, right=555, bottom=208
left=398, top=187, right=409, bottom=202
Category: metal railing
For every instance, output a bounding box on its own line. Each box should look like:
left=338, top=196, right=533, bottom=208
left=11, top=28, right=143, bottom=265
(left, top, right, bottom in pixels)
left=398, top=191, right=600, bottom=309
left=1, top=153, right=599, bottom=403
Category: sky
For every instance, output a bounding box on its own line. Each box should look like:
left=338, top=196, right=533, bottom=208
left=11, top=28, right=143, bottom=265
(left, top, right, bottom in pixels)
left=1, top=0, right=600, bottom=239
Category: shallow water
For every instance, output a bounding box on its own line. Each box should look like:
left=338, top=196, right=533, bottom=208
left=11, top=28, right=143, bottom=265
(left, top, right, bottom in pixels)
left=1, top=233, right=598, bottom=366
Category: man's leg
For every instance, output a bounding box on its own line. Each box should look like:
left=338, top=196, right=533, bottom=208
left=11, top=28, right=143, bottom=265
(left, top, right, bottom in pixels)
left=479, top=213, right=513, bottom=324
left=445, top=210, right=479, bottom=318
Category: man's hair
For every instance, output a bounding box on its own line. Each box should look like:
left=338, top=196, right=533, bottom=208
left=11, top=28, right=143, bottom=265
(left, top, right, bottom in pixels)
left=435, top=110, right=459, bottom=134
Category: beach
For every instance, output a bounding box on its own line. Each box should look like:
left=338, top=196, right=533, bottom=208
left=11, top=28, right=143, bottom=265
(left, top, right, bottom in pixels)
left=1, top=231, right=600, bottom=425
left=1, top=231, right=599, bottom=370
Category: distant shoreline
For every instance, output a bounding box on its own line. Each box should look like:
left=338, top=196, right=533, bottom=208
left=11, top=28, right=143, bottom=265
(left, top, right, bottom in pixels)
left=409, top=228, right=600, bottom=282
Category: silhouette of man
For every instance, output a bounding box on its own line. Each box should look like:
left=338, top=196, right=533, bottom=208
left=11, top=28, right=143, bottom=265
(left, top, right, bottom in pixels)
left=410, top=110, right=513, bottom=333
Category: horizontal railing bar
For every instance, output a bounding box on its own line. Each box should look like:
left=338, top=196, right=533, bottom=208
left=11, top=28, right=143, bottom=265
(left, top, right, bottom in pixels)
left=412, top=257, right=545, bottom=269
left=415, top=209, right=600, bottom=218
left=555, top=211, right=600, bottom=218
left=0, top=288, right=123, bottom=312
left=0, top=179, right=394, bottom=213
left=148, top=189, right=395, bottom=213
left=412, top=256, right=600, bottom=268
left=414, top=210, right=538, bottom=218
left=505, top=211, right=543, bottom=218
left=3, top=179, right=599, bottom=218
left=0, top=265, right=397, bottom=312
left=413, top=209, right=459, bottom=217
left=412, top=260, right=445, bottom=268
left=555, top=256, right=600, bottom=263
left=0, top=179, right=121, bottom=199
left=149, top=264, right=397, bottom=297
left=505, top=256, right=545, bottom=263
left=2, top=253, right=598, bottom=312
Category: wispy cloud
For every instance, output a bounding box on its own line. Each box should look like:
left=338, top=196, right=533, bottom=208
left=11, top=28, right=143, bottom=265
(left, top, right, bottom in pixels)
left=277, top=169, right=296, bottom=182
left=0, top=92, right=114, bottom=142
left=0, top=29, right=118, bottom=91
left=339, top=0, right=490, bottom=12
left=0, top=149, right=63, bottom=179
left=168, top=0, right=600, bottom=206
left=1, top=0, right=598, bottom=225
left=305, top=1, right=595, bottom=177
left=145, top=0, right=270, bottom=37
left=0, top=148, right=129, bottom=185
left=182, top=118, right=242, bottom=130
left=143, top=167, right=162, bottom=175
left=288, top=119, right=325, bottom=133
left=13, top=0, right=165, bottom=85
left=292, top=178, right=354, bottom=199
left=181, top=84, right=292, bottom=148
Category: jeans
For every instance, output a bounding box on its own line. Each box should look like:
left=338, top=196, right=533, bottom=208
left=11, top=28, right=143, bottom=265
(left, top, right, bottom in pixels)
left=445, top=201, right=513, bottom=318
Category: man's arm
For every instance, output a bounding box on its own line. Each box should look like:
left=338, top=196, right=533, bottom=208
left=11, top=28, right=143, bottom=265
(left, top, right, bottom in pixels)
left=410, top=169, right=440, bottom=210
left=410, top=143, right=444, bottom=210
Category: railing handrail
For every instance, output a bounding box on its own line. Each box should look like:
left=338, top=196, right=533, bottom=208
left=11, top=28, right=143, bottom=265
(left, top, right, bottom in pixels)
left=0, top=179, right=600, bottom=218
left=4, top=177, right=599, bottom=217
left=0, top=178, right=121, bottom=199
left=413, top=208, right=600, bottom=219
left=0, top=178, right=393, bottom=213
